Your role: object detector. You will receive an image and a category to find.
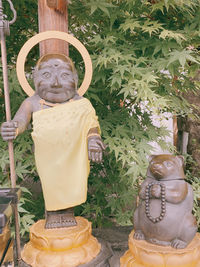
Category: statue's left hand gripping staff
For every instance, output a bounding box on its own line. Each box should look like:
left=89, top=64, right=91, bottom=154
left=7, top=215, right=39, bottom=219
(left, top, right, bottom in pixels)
left=0, top=0, right=21, bottom=265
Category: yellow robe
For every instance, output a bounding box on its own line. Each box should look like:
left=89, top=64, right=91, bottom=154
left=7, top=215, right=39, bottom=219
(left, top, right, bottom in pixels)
left=31, top=98, right=100, bottom=211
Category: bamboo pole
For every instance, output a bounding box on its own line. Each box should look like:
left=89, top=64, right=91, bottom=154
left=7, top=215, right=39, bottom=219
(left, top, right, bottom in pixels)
left=0, top=29, right=21, bottom=266
left=0, top=0, right=21, bottom=264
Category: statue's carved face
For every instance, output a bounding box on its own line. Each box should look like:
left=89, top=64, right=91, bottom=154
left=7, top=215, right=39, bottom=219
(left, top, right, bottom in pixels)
left=149, top=154, right=184, bottom=180
left=34, top=58, right=77, bottom=103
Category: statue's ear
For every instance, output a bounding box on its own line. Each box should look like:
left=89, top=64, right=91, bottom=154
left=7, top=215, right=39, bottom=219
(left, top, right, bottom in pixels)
left=148, top=155, right=156, bottom=162
left=176, top=155, right=184, bottom=166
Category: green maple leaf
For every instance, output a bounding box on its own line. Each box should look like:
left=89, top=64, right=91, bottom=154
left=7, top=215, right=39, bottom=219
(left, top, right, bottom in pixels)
left=142, top=72, right=159, bottom=84
left=114, top=64, right=129, bottom=77
left=150, top=2, right=165, bottom=14
left=110, top=51, right=122, bottom=64
left=167, top=49, right=200, bottom=68
left=141, top=20, right=163, bottom=36
left=110, top=74, right=122, bottom=87
left=120, top=18, right=141, bottom=32
left=86, top=1, right=116, bottom=17
left=159, top=29, right=186, bottom=44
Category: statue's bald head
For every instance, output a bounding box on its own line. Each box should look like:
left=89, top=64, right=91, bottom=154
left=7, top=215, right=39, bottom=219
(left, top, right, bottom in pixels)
left=33, top=54, right=78, bottom=103
left=34, top=54, right=78, bottom=86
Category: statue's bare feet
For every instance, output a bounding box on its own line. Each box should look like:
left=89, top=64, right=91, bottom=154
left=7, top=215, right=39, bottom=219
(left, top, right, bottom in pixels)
left=171, top=239, right=187, bottom=249
left=45, top=208, right=77, bottom=229
left=134, top=230, right=145, bottom=240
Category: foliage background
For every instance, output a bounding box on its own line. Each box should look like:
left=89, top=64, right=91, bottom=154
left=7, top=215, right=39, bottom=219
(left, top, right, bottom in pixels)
left=0, top=0, right=200, bottom=235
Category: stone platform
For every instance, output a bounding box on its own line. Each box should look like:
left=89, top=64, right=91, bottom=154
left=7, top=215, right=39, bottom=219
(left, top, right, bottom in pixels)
left=19, top=225, right=132, bottom=267
left=20, top=238, right=112, bottom=267
left=121, top=230, right=200, bottom=267
left=17, top=226, right=200, bottom=267
left=21, top=217, right=102, bottom=267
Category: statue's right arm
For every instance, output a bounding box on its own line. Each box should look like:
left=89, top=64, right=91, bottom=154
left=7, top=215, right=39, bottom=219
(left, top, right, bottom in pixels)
left=1, top=98, right=32, bottom=141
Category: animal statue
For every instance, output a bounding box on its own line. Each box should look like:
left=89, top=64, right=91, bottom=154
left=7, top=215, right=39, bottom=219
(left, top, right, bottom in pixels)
left=1, top=54, right=105, bottom=229
left=134, top=154, right=197, bottom=249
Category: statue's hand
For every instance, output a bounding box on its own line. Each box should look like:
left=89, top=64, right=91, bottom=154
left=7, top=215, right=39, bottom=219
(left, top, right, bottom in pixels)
left=151, top=184, right=161, bottom=198
left=1, top=121, right=18, bottom=141
left=88, top=136, right=106, bottom=163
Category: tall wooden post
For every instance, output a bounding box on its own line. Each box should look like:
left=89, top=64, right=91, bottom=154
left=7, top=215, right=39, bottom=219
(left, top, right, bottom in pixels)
left=38, top=0, right=68, bottom=56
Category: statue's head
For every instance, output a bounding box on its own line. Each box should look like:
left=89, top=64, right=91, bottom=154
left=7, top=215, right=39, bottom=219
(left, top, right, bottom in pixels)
left=33, top=54, right=78, bottom=103
left=147, top=154, right=185, bottom=180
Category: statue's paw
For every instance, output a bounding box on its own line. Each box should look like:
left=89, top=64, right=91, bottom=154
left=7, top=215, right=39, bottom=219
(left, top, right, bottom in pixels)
left=171, top=239, right=187, bottom=249
left=134, top=231, right=145, bottom=240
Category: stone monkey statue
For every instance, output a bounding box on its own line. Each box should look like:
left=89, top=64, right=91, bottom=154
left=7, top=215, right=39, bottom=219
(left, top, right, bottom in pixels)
left=134, top=154, right=197, bottom=249
left=1, top=54, right=105, bottom=229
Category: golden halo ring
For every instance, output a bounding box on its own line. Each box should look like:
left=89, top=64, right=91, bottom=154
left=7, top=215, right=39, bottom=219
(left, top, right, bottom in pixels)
left=16, top=31, right=93, bottom=96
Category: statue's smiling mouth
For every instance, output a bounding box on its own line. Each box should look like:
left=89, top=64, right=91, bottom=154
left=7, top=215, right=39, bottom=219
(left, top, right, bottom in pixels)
left=49, top=91, right=61, bottom=94
left=48, top=87, right=73, bottom=94
left=48, top=89, right=64, bottom=94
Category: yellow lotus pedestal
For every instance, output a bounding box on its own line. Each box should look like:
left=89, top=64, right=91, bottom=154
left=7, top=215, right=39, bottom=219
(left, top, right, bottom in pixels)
left=22, top=217, right=101, bottom=267
left=0, top=224, right=13, bottom=264
left=120, top=230, right=200, bottom=267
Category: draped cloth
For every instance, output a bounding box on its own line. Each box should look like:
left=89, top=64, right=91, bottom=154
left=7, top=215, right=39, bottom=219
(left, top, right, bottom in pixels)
left=31, top=98, right=100, bottom=211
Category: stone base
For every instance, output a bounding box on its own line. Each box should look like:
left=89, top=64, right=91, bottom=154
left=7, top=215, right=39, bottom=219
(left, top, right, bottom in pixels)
left=120, top=230, right=200, bottom=267
left=22, top=217, right=101, bottom=267
left=21, top=239, right=112, bottom=267
left=0, top=224, right=13, bottom=264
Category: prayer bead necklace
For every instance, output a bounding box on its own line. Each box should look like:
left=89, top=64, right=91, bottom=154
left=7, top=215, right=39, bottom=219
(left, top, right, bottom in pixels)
left=145, top=182, right=166, bottom=223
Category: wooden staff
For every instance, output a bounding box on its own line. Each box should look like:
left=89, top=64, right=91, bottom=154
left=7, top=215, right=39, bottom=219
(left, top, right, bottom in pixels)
left=0, top=0, right=21, bottom=264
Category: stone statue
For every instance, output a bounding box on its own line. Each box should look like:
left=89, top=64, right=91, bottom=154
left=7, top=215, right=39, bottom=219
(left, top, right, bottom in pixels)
left=1, top=54, right=105, bottom=229
left=134, top=154, right=197, bottom=249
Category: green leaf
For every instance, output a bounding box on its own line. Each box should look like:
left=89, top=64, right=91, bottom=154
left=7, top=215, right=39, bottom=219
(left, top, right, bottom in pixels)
left=86, top=1, right=116, bottom=17
left=167, top=49, right=200, bottom=68
left=141, top=19, right=163, bottom=36
left=120, top=18, right=141, bottom=32
left=159, top=29, right=186, bottom=43
left=20, top=186, right=32, bottom=195
left=150, top=2, right=165, bottom=14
